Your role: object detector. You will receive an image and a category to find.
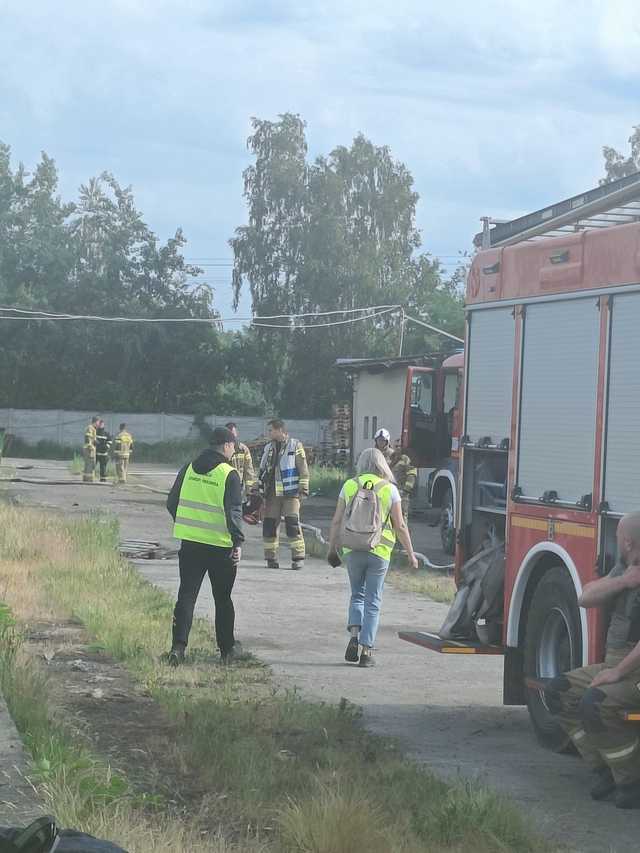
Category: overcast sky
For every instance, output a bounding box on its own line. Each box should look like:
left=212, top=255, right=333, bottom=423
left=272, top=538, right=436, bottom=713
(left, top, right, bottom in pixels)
left=2, top=0, right=639, bottom=320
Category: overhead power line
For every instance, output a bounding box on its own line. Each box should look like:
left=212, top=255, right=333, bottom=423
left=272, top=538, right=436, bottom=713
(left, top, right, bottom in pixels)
left=0, top=304, right=401, bottom=329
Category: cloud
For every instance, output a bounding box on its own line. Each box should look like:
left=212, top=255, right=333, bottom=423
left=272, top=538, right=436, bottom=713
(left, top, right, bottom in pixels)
left=0, top=0, right=639, bottom=316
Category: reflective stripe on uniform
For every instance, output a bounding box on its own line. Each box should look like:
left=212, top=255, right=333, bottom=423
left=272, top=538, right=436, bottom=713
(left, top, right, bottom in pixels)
left=177, top=499, right=225, bottom=515
left=603, top=740, right=639, bottom=761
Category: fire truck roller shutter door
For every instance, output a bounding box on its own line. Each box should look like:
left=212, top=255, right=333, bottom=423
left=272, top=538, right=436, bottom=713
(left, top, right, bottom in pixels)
left=465, top=307, right=516, bottom=446
left=517, top=298, right=599, bottom=504
left=604, top=292, right=640, bottom=514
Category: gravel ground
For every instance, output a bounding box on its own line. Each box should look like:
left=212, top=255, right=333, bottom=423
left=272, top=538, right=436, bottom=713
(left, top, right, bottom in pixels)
left=5, top=457, right=640, bottom=852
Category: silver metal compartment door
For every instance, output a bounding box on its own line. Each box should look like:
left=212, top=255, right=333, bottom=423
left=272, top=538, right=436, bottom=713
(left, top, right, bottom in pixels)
left=604, top=291, right=640, bottom=514
left=465, top=307, right=516, bottom=446
left=518, top=298, right=599, bottom=502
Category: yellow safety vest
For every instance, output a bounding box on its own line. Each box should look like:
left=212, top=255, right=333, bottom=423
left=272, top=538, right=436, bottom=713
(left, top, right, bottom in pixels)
left=173, top=463, right=234, bottom=548
left=341, top=473, right=396, bottom=561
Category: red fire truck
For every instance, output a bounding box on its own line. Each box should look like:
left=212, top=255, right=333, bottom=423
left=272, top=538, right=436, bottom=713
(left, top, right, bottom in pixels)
left=401, top=221, right=640, bottom=750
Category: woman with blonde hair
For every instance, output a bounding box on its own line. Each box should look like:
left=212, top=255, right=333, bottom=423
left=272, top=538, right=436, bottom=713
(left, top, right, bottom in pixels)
left=327, top=447, right=418, bottom=667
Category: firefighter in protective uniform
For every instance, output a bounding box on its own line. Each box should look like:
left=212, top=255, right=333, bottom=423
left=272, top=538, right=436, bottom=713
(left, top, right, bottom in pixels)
left=113, top=423, right=134, bottom=484
left=95, top=420, right=111, bottom=482
left=83, top=417, right=99, bottom=483
left=544, top=512, right=640, bottom=808
left=390, top=440, right=417, bottom=523
left=225, top=422, right=256, bottom=493
left=259, top=418, right=309, bottom=570
left=373, top=427, right=393, bottom=462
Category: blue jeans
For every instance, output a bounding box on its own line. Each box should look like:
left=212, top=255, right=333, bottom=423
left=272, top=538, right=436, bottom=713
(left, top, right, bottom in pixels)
left=346, top=551, right=389, bottom=649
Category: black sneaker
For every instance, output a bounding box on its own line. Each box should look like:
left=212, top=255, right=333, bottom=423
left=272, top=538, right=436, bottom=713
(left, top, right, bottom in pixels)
left=591, top=767, right=616, bottom=801
left=616, top=779, right=640, bottom=809
left=359, top=649, right=375, bottom=668
left=222, top=641, right=244, bottom=665
left=291, top=560, right=304, bottom=571
left=266, top=559, right=280, bottom=569
left=167, top=645, right=185, bottom=667
left=345, top=637, right=359, bottom=663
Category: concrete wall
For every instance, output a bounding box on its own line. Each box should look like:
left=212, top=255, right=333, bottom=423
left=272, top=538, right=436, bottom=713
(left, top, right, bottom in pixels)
left=0, top=409, right=328, bottom=448
left=351, top=367, right=408, bottom=461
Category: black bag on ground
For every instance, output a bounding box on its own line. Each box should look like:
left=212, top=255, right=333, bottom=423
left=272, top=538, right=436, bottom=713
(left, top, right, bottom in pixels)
left=0, top=816, right=128, bottom=853
left=439, top=536, right=505, bottom=642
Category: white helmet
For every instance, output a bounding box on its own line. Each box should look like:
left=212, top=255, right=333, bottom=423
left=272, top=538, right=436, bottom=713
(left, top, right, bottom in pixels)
left=374, top=427, right=391, bottom=443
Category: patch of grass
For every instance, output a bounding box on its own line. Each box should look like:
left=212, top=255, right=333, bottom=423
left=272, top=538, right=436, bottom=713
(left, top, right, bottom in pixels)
left=7, top=438, right=205, bottom=468
left=387, top=565, right=456, bottom=604
left=69, top=454, right=117, bottom=478
left=308, top=465, right=346, bottom=498
left=0, top=505, right=553, bottom=852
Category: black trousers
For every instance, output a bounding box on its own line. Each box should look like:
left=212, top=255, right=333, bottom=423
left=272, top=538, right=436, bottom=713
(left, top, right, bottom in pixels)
left=172, top=540, right=237, bottom=655
left=96, top=454, right=108, bottom=480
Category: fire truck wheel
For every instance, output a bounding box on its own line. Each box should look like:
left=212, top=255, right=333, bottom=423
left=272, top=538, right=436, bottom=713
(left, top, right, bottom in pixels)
left=523, top=566, right=582, bottom=752
left=439, top=486, right=455, bottom=555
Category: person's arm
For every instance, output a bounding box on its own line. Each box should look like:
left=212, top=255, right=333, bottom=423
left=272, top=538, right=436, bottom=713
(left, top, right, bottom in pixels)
left=328, top=497, right=346, bottom=555
left=296, top=442, right=310, bottom=497
left=243, top=445, right=256, bottom=490
left=579, top=564, right=640, bottom=608
left=592, top=638, right=640, bottom=687
left=403, top=464, right=417, bottom=496
left=166, top=463, right=189, bottom=520
left=390, top=501, right=418, bottom=569
left=223, top=468, right=245, bottom=547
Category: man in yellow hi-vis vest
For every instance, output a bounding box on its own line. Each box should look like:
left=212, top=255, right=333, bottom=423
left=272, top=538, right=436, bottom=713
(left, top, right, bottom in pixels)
left=166, top=426, right=245, bottom=666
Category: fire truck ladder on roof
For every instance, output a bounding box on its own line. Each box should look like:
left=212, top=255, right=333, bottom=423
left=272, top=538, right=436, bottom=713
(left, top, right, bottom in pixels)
left=476, top=170, right=640, bottom=249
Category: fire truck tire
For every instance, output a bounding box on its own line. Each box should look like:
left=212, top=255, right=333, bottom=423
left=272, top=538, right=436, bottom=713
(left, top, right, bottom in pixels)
left=439, top=485, right=455, bottom=555
left=523, top=566, right=582, bottom=752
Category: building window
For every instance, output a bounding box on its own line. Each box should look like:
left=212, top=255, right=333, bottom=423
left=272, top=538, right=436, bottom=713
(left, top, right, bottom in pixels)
left=372, top=416, right=378, bottom=436
left=363, top=416, right=369, bottom=439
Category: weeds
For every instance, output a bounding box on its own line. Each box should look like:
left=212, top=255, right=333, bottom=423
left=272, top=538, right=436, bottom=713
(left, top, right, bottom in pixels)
left=0, top=505, right=551, bottom=852
left=308, top=466, right=346, bottom=498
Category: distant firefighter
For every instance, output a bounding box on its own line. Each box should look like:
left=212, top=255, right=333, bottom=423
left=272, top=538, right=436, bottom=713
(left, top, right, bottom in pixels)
left=83, top=416, right=99, bottom=483
left=95, top=419, right=112, bottom=483
left=113, top=423, right=134, bottom=483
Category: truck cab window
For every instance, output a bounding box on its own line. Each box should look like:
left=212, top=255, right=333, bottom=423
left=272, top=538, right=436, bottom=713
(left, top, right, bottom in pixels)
left=411, top=374, right=433, bottom=416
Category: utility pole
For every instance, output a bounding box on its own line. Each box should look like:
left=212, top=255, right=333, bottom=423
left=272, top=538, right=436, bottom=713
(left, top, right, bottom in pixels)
left=398, top=308, right=406, bottom=357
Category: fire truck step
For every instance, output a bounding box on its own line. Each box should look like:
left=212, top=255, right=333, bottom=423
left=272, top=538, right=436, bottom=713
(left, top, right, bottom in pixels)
left=398, top=630, right=504, bottom=655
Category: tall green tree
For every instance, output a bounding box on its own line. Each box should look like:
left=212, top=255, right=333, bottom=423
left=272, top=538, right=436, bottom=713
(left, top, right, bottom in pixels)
left=231, top=114, right=464, bottom=416
left=0, top=146, right=265, bottom=414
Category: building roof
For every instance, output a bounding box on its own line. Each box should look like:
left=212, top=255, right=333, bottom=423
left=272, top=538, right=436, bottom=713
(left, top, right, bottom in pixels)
left=475, top=170, right=640, bottom=249
left=335, top=353, right=444, bottom=373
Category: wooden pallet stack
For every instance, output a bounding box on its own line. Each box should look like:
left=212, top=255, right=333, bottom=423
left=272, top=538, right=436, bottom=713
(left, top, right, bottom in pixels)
left=329, top=403, right=351, bottom=467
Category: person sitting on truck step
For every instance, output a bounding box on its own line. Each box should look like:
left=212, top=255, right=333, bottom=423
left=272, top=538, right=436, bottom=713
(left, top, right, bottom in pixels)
left=544, top=511, right=640, bottom=809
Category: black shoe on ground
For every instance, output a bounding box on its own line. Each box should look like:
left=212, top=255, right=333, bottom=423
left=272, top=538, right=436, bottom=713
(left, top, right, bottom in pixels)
left=591, top=767, right=616, bottom=801
left=167, top=645, right=185, bottom=667
left=359, top=649, right=375, bottom=668
left=291, top=560, right=304, bottom=570
left=266, top=559, right=280, bottom=569
left=616, top=780, right=640, bottom=809
left=345, top=637, right=359, bottom=663
left=222, top=641, right=244, bottom=665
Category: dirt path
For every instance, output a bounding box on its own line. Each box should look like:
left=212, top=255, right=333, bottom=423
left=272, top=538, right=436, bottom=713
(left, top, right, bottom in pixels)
left=5, top=458, right=640, bottom=852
